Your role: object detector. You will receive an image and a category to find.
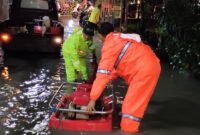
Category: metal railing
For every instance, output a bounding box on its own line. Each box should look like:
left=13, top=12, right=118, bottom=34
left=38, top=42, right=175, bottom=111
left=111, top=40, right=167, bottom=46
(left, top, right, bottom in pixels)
left=49, top=82, right=114, bottom=115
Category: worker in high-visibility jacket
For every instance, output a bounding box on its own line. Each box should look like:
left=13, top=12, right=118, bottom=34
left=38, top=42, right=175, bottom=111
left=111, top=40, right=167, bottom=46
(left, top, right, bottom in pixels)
left=88, top=4, right=101, bottom=30
left=86, top=22, right=161, bottom=133
left=62, top=26, right=94, bottom=86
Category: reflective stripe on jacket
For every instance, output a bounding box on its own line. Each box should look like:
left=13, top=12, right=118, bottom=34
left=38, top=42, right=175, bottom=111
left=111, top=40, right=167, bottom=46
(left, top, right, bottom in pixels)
left=90, top=32, right=160, bottom=100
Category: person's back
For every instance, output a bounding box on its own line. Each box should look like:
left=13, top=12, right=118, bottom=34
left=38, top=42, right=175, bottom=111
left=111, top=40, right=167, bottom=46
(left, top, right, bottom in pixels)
left=62, top=26, right=94, bottom=84
left=88, top=6, right=100, bottom=24
left=88, top=4, right=101, bottom=30
left=100, top=32, right=160, bottom=84
left=87, top=22, right=161, bottom=133
left=72, top=26, right=83, bottom=36
left=62, top=31, right=88, bottom=83
left=63, top=31, right=89, bottom=57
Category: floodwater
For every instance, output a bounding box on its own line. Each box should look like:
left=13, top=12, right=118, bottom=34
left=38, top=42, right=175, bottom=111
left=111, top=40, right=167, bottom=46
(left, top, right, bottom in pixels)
left=1, top=56, right=199, bottom=135
left=0, top=16, right=200, bottom=135
left=0, top=54, right=63, bottom=135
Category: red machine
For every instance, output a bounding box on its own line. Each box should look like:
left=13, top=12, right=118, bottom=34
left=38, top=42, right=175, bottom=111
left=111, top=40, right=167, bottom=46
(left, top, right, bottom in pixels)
left=48, top=83, right=113, bottom=132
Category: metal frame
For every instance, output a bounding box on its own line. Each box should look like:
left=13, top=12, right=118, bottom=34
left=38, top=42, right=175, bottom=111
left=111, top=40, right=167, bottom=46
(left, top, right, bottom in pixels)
left=49, top=82, right=114, bottom=115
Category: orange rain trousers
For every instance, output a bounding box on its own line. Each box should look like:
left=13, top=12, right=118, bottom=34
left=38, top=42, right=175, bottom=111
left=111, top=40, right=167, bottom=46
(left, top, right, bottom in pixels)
left=90, top=32, right=161, bottom=132
left=120, top=50, right=161, bottom=132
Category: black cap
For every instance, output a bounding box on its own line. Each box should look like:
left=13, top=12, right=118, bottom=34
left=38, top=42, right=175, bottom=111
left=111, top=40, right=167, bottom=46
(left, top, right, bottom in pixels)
left=98, top=22, right=114, bottom=36
left=79, top=15, right=88, bottom=27
left=83, top=26, right=94, bottom=36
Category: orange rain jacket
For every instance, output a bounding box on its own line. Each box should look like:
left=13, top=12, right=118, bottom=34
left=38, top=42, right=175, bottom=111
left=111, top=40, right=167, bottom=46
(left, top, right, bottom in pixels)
left=90, top=32, right=161, bottom=132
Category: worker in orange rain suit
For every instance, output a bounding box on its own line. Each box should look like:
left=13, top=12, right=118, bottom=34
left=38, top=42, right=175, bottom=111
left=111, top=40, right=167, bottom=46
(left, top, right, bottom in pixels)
left=86, top=22, right=161, bottom=133
left=62, top=26, right=94, bottom=90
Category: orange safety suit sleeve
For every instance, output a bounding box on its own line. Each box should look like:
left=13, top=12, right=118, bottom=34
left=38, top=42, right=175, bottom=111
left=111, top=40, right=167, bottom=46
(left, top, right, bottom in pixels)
left=110, top=69, right=118, bottom=80
left=90, top=35, right=123, bottom=101
left=90, top=60, right=116, bottom=100
left=90, top=73, right=111, bottom=101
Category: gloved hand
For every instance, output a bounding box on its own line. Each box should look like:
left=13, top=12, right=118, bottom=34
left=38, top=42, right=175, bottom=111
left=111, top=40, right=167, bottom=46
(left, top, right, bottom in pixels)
left=86, top=100, right=96, bottom=112
left=68, top=102, right=75, bottom=118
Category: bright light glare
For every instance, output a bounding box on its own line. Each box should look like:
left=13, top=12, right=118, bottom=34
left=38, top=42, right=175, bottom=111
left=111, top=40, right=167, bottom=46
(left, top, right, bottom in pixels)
left=53, top=37, right=62, bottom=44
left=68, top=20, right=74, bottom=27
left=58, top=13, right=61, bottom=17
left=0, top=33, right=11, bottom=42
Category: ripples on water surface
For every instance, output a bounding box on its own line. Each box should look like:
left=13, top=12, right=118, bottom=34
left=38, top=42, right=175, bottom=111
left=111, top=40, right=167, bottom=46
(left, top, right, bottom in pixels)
left=0, top=55, right=64, bottom=135
left=0, top=17, right=126, bottom=135
left=0, top=54, right=126, bottom=135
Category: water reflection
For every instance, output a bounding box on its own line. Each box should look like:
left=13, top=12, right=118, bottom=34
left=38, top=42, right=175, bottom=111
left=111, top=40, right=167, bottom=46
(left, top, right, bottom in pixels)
left=0, top=15, right=124, bottom=135
left=1, top=67, right=11, bottom=80
left=0, top=57, right=62, bottom=135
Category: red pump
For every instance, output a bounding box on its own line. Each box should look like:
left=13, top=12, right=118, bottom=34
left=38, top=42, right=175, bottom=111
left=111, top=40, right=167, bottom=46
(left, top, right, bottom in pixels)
left=48, top=83, right=113, bottom=132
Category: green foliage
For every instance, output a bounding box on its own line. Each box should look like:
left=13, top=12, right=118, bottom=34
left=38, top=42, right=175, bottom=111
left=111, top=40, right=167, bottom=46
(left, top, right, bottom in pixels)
left=154, top=0, right=200, bottom=78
